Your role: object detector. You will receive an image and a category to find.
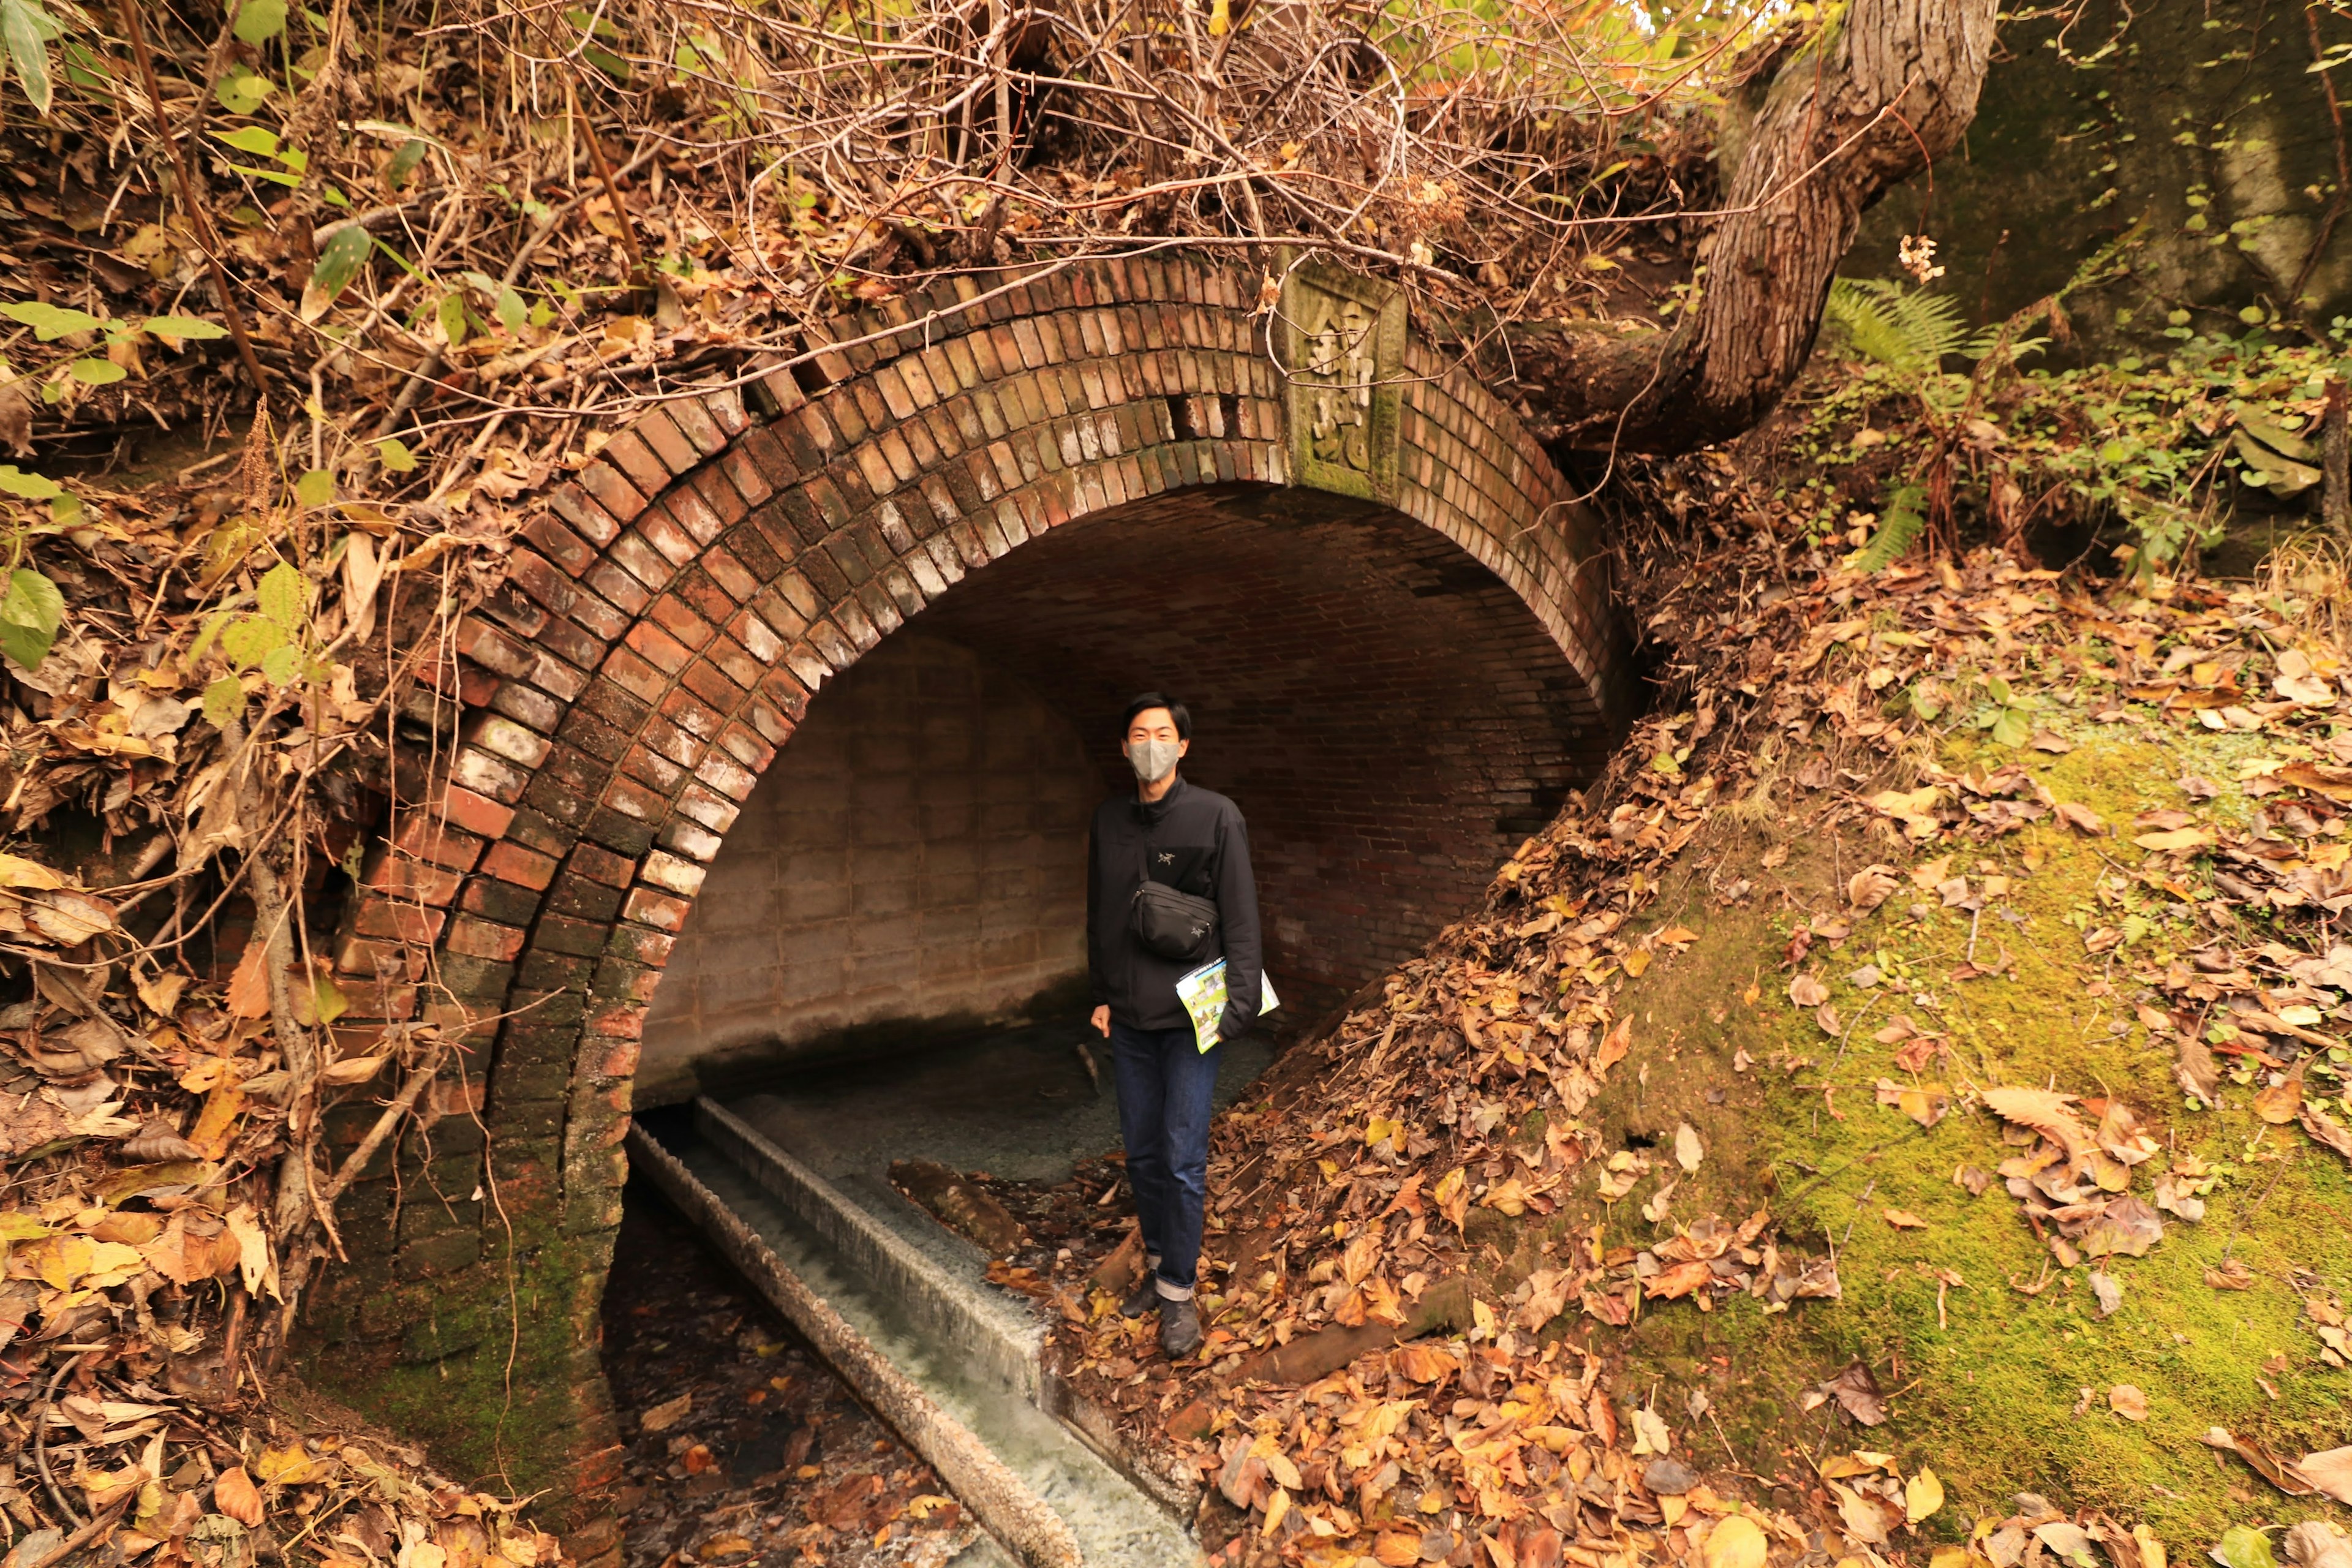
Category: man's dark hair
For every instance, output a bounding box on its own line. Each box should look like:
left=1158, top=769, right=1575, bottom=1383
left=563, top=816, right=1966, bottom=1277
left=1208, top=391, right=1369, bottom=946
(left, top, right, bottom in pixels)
left=1121, top=692, right=1191, bottom=740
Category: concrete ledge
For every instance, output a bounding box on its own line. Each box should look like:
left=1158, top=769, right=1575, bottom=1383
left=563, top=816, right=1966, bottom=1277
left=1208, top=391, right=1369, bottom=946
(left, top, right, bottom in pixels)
left=626, top=1123, right=1079, bottom=1568
left=695, top=1096, right=1044, bottom=1404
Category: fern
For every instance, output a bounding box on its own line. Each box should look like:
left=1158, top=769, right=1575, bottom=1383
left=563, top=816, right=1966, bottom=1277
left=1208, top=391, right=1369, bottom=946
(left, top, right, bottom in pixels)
left=1825, top=277, right=2003, bottom=373
left=1849, top=484, right=1928, bottom=572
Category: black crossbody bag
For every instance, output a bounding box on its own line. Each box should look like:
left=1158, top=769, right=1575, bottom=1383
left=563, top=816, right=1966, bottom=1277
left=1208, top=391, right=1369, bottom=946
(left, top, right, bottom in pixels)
left=1129, top=878, right=1219, bottom=963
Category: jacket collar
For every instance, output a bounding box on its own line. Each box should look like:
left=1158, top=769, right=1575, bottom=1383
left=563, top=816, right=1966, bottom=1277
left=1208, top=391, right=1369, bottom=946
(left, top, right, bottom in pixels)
left=1132, top=774, right=1186, bottom=823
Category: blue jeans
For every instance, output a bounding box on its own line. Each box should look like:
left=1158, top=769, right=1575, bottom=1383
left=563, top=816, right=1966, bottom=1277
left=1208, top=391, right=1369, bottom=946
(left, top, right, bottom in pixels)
left=1109, top=1021, right=1219, bottom=1301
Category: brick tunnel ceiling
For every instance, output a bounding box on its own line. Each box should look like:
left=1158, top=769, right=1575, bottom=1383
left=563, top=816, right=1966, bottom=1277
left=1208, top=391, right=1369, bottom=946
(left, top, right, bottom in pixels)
left=652, top=481, right=1608, bottom=1079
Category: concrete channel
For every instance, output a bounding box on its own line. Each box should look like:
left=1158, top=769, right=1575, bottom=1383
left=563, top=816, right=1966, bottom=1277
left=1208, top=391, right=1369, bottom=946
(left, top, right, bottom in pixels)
left=627, top=1076, right=1213, bottom=1567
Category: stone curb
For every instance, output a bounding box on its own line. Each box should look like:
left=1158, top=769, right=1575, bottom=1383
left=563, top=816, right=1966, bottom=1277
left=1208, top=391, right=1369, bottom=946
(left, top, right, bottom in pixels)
left=625, top=1123, right=1084, bottom=1568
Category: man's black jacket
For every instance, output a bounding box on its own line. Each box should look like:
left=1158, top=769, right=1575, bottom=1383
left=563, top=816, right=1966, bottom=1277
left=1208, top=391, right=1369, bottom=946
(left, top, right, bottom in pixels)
left=1087, top=776, right=1264, bottom=1039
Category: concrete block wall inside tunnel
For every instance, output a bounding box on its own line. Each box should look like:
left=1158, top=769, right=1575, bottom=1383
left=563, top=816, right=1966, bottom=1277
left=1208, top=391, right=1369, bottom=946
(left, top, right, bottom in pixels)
left=299, top=254, right=1632, bottom=1551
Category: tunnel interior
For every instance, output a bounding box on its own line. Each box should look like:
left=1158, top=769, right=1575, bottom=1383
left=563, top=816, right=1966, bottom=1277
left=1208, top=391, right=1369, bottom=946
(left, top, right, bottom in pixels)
left=638, top=482, right=1611, bottom=1102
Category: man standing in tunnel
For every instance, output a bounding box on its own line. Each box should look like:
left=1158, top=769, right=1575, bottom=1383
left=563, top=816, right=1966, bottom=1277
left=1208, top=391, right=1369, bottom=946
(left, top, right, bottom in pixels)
left=1088, top=693, right=1264, bottom=1358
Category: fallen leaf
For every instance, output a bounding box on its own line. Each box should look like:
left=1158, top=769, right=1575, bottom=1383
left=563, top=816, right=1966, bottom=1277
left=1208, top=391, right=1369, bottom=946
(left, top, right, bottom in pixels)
left=214, top=1466, right=263, bottom=1527
left=1847, top=865, right=1899, bottom=911
left=2108, top=1384, right=2147, bottom=1421
left=2299, top=1447, right=2352, bottom=1506
left=1673, top=1122, right=1704, bottom=1173
left=1881, top=1207, right=1928, bottom=1230
left=639, top=1392, right=692, bottom=1433
left=2206, top=1259, right=2255, bottom=1291
left=2088, top=1270, right=2124, bottom=1317
left=2299, top=1104, right=2352, bottom=1163
left=1981, top=1085, right=2090, bottom=1157
left=2253, top=1061, right=2307, bottom=1126
left=1789, top=973, right=1829, bottom=1008
left=1905, top=1467, right=1945, bottom=1525
left=1702, top=1514, right=1768, bottom=1568
left=2281, top=1523, right=2351, bottom=1568
left=1818, top=1359, right=1887, bottom=1425
left=2217, top=1525, right=2278, bottom=1568
left=2054, top=802, right=2108, bottom=835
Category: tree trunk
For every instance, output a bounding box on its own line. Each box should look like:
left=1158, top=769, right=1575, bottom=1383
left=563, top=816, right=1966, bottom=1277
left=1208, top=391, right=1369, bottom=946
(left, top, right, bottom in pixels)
left=1510, top=0, right=2000, bottom=454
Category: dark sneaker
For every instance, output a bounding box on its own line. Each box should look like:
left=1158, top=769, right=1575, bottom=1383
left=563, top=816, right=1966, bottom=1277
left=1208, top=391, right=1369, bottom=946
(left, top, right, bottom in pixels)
left=1119, top=1278, right=1159, bottom=1319
left=1158, top=1297, right=1202, bottom=1358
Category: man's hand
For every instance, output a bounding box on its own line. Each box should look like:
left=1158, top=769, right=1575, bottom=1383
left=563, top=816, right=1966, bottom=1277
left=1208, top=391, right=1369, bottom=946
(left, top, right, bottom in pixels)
left=1091, top=1005, right=1111, bottom=1038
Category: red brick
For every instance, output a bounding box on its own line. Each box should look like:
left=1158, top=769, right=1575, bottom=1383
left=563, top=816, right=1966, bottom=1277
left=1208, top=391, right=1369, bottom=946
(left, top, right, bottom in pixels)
left=700, top=545, right=761, bottom=604
left=638, top=508, right=699, bottom=568
left=446, top=916, right=527, bottom=962
left=482, top=840, right=559, bottom=891
left=355, top=902, right=447, bottom=943
left=549, top=483, right=623, bottom=546
left=454, top=617, right=533, bottom=679
left=633, top=408, right=699, bottom=476
left=361, top=851, right=462, bottom=906
left=621, top=886, right=692, bottom=932
left=578, top=461, right=649, bottom=523
left=393, top=817, right=485, bottom=871
left=701, top=385, right=750, bottom=439
left=436, top=786, right=514, bottom=840
left=669, top=396, right=727, bottom=456
left=666, top=486, right=726, bottom=547
left=601, top=772, right=669, bottom=823
left=600, top=429, right=671, bottom=493
left=568, top=843, right=636, bottom=888
left=624, top=620, right=696, bottom=677
left=524, top=514, right=596, bottom=577
left=643, top=595, right=716, bottom=653
left=586, top=1001, right=646, bottom=1038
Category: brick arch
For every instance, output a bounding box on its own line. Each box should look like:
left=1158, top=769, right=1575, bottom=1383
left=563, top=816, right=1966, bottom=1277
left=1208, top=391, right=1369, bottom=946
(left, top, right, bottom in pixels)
left=301, top=255, right=1629, bottom=1550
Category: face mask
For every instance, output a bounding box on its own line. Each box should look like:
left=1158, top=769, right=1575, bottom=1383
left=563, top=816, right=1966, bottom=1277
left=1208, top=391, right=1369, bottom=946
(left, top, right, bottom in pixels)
left=1125, top=737, right=1181, bottom=785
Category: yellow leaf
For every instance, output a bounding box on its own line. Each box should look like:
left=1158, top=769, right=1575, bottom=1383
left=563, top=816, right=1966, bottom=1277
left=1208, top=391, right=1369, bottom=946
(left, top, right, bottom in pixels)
left=1624, top=950, right=1653, bottom=978
left=0, top=853, right=64, bottom=889
left=35, top=1233, right=94, bottom=1289
left=1905, top=1467, right=1944, bottom=1524
left=1703, top=1513, right=1769, bottom=1568
left=187, top=1080, right=248, bottom=1160
left=2132, top=827, right=2212, bottom=852
left=82, top=1240, right=148, bottom=1288
left=1882, top=1207, right=1928, bottom=1230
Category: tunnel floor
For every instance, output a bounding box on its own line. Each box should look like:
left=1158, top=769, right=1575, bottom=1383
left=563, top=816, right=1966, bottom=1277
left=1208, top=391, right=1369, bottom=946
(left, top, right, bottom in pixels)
left=720, top=1020, right=1276, bottom=1193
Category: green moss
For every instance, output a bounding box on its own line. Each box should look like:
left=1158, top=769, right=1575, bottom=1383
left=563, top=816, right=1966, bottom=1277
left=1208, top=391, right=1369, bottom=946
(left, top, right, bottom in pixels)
left=301, top=1221, right=616, bottom=1526
left=1513, top=726, right=2352, bottom=1549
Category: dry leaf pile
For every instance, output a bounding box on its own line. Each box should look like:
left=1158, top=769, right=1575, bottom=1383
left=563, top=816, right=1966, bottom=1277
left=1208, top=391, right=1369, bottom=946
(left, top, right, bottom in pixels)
left=0, top=461, right=533, bottom=1567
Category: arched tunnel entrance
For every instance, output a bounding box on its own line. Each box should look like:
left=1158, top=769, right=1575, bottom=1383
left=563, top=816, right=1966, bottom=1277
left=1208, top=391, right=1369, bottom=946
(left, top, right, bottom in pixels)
left=639, top=483, right=1607, bottom=1103
left=304, top=255, right=1635, bottom=1547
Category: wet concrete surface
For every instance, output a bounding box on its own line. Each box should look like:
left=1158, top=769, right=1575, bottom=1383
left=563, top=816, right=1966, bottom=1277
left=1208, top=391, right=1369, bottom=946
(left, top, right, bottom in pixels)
left=726, top=1019, right=1274, bottom=1191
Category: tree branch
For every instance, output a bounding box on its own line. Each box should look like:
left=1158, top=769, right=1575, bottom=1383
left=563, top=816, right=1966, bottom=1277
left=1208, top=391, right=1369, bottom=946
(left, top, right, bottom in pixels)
left=1506, top=0, right=2000, bottom=455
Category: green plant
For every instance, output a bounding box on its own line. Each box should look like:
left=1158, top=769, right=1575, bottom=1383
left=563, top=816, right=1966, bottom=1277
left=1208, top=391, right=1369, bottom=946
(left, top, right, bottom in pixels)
left=1825, top=277, right=2005, bottom=378
left=187, top=562, right=325, bottom=725
left=0, top=300, right=229, bottom=399
left=1803, top=274, right=2349, bottom=576
left=1847, top=483, right=1926, bottom=571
